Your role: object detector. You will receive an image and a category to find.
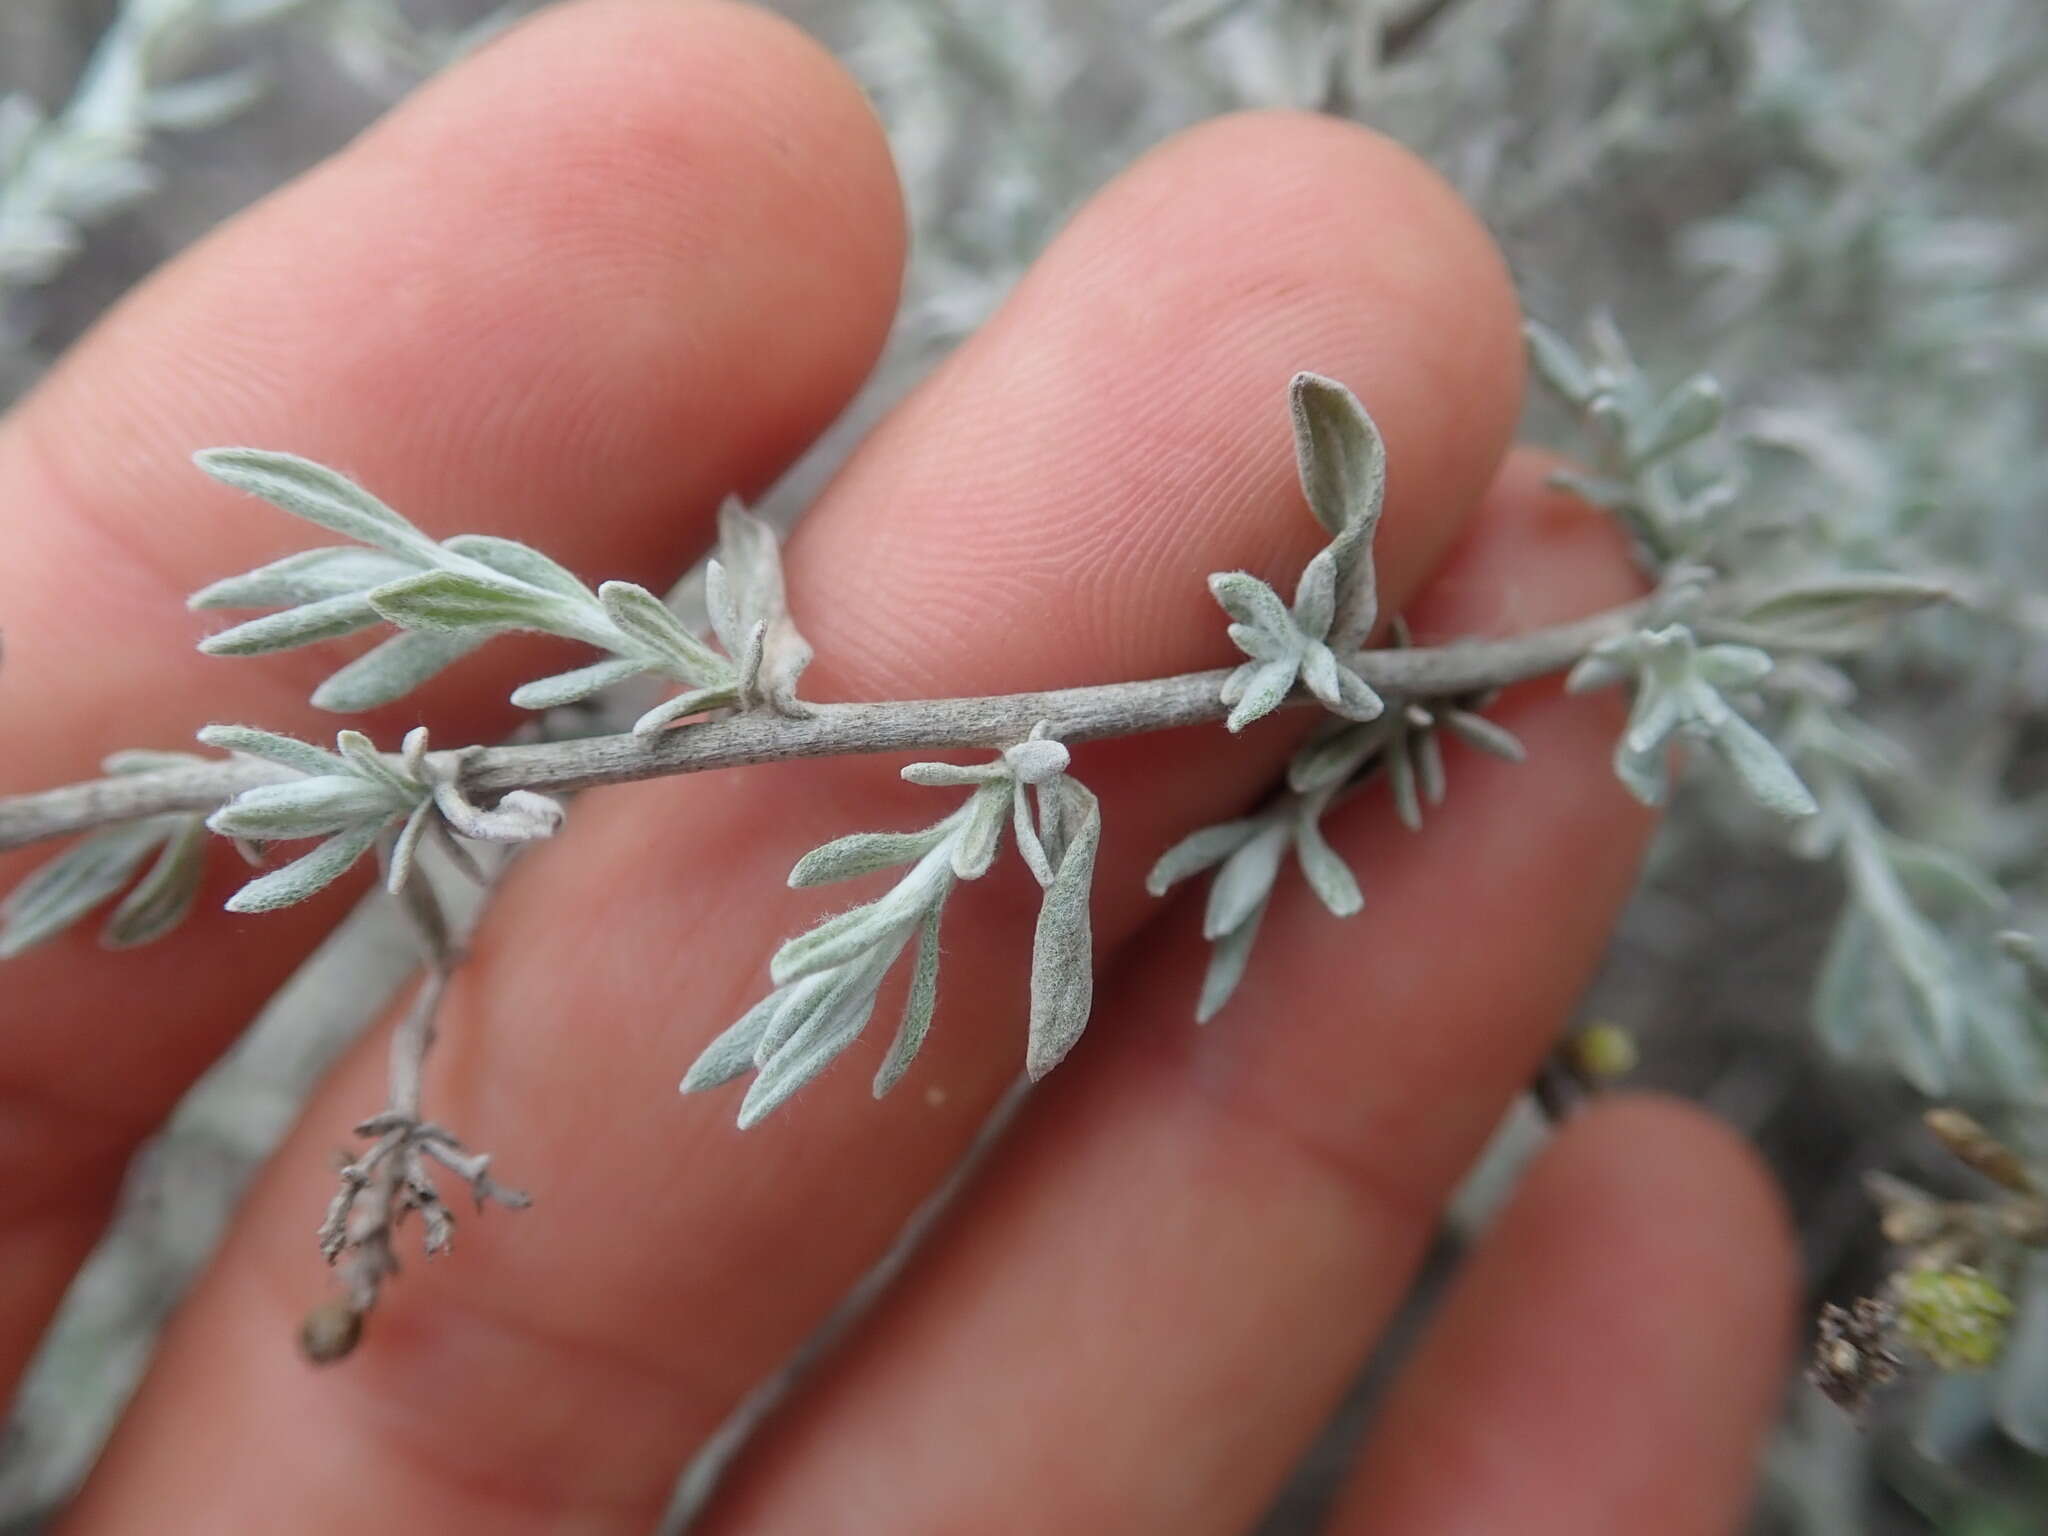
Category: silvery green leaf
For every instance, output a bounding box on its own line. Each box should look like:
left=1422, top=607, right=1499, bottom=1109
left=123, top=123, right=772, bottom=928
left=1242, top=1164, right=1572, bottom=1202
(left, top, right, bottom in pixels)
left=1388, top=736, right=1424, bottom=830
left=0, top=94, right=43, bottom=163
left=312, top=628, right=489, bottom=713
left=1290, top=373, right=1386, bottom=649
left=1622, top=683, right=1684, bottom=757
left=1203, top=819, right=1289, bottom=940
left=597, top=580, right=732, bottom=683
left=1228, top=623, right=1294, bottom=662
left=1013, top=780, right=1053, bottom=888
left=1147, top=819, right=1262, bottom=897
left=771, top=846, right=953, bottom=984
left=1885, top=842, right=2003, bottom=917
left=682, top=991, right=784, bottom=1093
left=950, top=784, right=1009, bottom=880
left=1416, top=728, right=1447, bottom=806
left=207, top=775, right=399, bottom=839
left=1225, top=658, right=1298, bottom=733
left=873, top=905, right=947, bottom=1098
left=1197, top=897, right=1266, bottom=1024
left=101, top=815, right=208, bottom=948
left=1301, top=648, right=1383, bottom=722
left=440, top=534, right=595, bottom=603
left=1545, top=469, right=1635, bottom=509
left=1694, top=644, right=1773, bottom=691
left=743, top=946, right=896, bottom=1127
left=709, top=500, right=813, bottom=710
left=754, top=968, right=838, bottom=1068
left=789, top=827, right=949, bottom=887
left=1813, top=909, right=1875, bottom=1059
left=1293, top=800, right=1361, bottom=918
left=385, top=801, right=434, bottom=895
left=428, top=784, right=563, bottom=845
left=1026, top=781, right=1101, bottom=1080
left=1524, top=321, right=1596, bottom=406
left=194, top=449, right=440, bottom=561
left=39, top=158, right=155, bottom=222
left=734, top=621, right=767, bottom=702
left=1711, top=713, right=1818, bottom=817
left=1628, top=375, right=1722, bottom=463
left=1208, top=571, right=1294, bottom=637
left=1219, top=662, right=1258, bottom=708
left=1287, top=716, right=1393, bottom=793
left=1440, top=709, right=1526, bottom=762
left=143, top=69, right=266, bottom=131
left=510, top=658, right=648, bottom=710
left=1035, top=777, right=1074, bottom=876
left=1739, top=574, right=1951, bottom=642
left=196, top=724, right=347, bottom=777
left=0, top=819, right=169, bottom=959
left=334, top=730, right=420, bottom=800
left=631, top=686, right=737, bottom=738
left=1564, top=649, right=1632, bottom=694
left=901, top=761, right=1005, bottom=787
left=1612, top=734, right=1670, bottom=807
left=189, top=546, right=420, bottom=610
left=197, top=591, right=384, bottom=655
left=1291, top=547, right=1337, bottom=639
left=1994, top=1255, right=2048, bottom=1453
left=1003, top=736, right=1070, bottom=785
left=2000, top=931, right=2048, bottom=987
left=705, top=557, right=744, bottom=658
left=1290, top=372, right=1386, bottom=539
left=103, top=749, right=206, bottom=774
left=1299, top=642, right=1341, bottom=711
left=371, top=569, right=581, bottom=636
left=224, top=821, right=384, bottom=914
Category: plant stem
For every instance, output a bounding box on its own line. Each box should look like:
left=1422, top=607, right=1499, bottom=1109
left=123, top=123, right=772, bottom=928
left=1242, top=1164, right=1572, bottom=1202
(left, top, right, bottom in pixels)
left=0, top=599, right=1647, bottom=852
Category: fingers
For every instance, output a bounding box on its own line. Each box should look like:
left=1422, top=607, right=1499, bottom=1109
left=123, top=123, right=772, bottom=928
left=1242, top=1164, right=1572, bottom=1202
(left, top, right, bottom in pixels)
left=1328, top=1095, right=1795, bottom=1536
left=694, top=457, right=1654, bottom=1533
left=0, top=0, right=902, bottom=1395
left=69, top=115, right=1524, bottom=1531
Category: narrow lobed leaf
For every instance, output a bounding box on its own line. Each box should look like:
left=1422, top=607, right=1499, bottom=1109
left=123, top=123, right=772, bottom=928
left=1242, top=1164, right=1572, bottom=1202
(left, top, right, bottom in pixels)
left=197, top=591, right=384, bottom=656
left=313, top=629, right=490, bottom=714
left=224, top=821, right=384, bottom=914
left=370, top=568, right=581, bottom=637
left=0, top=820, right=172, bottom=958
left=1025, top=781, right=1102, bottom=1080
left=875, top=904, right=948, bottom=1099
left=101, top=816, right=209, bottom=948
left=1147, top=819, right=1262, bottom=897
left=597, top=580, right=733, bottom=684
left=789, top=827, right=950, bottom=888
left=189, top=546, right=419, bottom=611
left=197, top=724, right=348, bottom=777
left=510, top=658, right=649, bottom=711
left=194, top=449, right=441, bottom=560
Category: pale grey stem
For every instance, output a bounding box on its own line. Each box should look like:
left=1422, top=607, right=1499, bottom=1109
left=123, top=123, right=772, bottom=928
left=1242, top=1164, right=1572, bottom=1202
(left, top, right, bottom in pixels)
left=0, top=600, right=1647, bottom=852
left=387, top=964, right=449, bottom=1123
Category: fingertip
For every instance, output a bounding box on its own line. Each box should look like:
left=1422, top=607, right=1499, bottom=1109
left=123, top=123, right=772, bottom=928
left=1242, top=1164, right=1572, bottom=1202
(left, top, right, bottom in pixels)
left=1548, top=1092, right=1801, bottom=1344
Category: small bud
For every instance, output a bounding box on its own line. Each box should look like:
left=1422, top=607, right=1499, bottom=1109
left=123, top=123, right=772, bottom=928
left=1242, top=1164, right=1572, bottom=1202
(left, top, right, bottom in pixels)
left=300, top=1299, right=364, bottom=1365
left=1565, top=1022, right=1638, bottom=1082
left=1896, top=1266, right=2014, bottom=1372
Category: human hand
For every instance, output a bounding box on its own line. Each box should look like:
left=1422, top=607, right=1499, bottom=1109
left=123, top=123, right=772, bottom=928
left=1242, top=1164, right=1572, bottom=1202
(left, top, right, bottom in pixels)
left=0, top=3, right=1794, bottom=1529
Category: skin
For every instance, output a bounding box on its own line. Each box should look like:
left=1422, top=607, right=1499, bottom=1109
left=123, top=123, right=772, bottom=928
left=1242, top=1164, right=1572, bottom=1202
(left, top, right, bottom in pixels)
left=0, top=2, right=1796, bottom=1529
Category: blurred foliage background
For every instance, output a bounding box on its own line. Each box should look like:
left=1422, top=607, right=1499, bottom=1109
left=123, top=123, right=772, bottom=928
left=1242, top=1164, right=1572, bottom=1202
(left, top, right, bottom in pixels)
left=4, top=0, right=2048, bottom=1530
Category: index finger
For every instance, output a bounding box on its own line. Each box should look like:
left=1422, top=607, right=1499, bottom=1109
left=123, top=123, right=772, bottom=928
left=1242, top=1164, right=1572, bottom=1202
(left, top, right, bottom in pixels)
left=0, top=0, right=903, bottom=1394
